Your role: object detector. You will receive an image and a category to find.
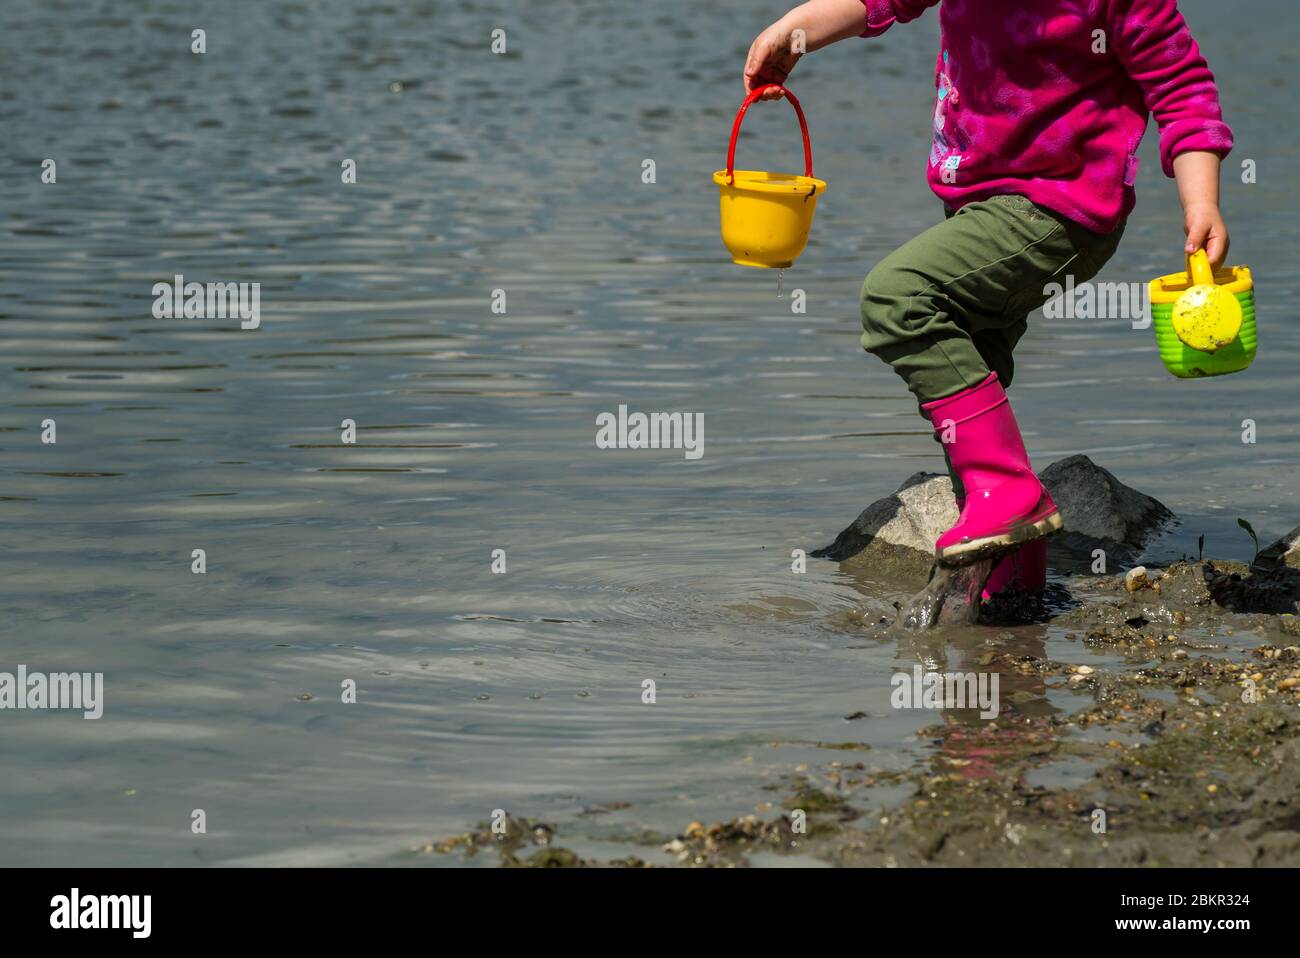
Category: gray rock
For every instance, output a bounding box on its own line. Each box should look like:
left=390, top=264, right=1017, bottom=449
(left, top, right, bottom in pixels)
left=1037, top=454, right=1174, bottom=547
left=812, top=454, right=1173, bottom=577
left=812, top=471, right=957, bottom=577
left=1252, top=524, right=1300, bottom=572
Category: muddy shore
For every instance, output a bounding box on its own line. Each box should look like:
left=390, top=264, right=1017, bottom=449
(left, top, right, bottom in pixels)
left=423, top=559, right=1300, bottom=867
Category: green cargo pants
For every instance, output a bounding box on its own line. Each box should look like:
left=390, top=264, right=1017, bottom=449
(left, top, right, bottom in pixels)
left=859, top=193, right=1125, bottom=403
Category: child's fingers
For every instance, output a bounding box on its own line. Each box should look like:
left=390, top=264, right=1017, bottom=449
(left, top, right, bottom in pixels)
left=743, top=58, right=758, bottom=93
left=742, top=38, right=764, bottom=92
left=1184, top=215, right=1229, bottom=267
left=743, top=33, right=790, bottom=98
left=743, top=36, right=775, bottom=92
left=744, top=68, right=788, bottom=98
left=1206, top=232, right=1229, bottom=268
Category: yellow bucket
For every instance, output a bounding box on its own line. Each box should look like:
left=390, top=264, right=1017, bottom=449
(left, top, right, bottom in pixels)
left=1148, top=249, right=1256, bottom=378
left=714, top=84, right=826, bottom=269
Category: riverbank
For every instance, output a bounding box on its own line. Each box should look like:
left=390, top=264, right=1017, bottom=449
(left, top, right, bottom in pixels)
left=424, top=559, right=1300, bottom=867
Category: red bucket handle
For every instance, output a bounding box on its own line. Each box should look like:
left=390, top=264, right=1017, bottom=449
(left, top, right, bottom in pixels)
left=725, top=84, right=813, bottom=185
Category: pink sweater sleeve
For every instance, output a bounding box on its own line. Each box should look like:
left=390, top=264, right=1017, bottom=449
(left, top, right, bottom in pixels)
left=857, top=0, right=940, bottom=38
left=1107, top=0, right=1233, bottom=176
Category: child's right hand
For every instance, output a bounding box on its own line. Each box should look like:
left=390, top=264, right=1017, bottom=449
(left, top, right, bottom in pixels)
left=744, top=18, right=803, bottom=99
left=1184, top=202, right=1230, bottom=269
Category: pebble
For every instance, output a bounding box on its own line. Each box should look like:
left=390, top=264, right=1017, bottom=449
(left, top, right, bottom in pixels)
left=1125, top=566, right=1148, bottom=592
left=1279, top=677, right=1299, bottom=691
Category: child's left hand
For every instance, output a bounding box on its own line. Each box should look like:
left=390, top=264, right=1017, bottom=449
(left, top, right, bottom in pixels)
left=1183, top=202, right=1229, bottom=268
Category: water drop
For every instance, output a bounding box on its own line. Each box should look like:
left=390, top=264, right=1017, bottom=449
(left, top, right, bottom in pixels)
left=776, top=268, right=785, bottom=298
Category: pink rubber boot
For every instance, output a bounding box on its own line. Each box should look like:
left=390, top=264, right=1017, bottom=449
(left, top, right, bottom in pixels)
left=946, top=455, right=1048, bottom=597
left=952, top=473, right=1049, bottom=597
left=980, top=539, right=1047, bottom=599
left=922, top=372, right=1062, bottom=565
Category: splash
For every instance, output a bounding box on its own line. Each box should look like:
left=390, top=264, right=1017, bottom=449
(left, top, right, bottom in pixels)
left=895, top=559, right=994, bottom=631
left=776, top=268, right=785, bottom=298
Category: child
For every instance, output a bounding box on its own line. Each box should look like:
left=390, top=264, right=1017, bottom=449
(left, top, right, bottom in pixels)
left=744, top=0, right=1232, bottom=593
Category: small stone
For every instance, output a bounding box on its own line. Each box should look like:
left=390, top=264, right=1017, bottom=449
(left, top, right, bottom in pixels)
left=1075, top=665, right=1095, bottom=675
left=1125, top=566, right=1148, bottom=592
left=1278, top=677, right=1299, bottom=691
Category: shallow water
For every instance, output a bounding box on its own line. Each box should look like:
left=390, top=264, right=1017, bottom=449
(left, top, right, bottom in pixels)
left=1, top=0, right=1297, bottom=865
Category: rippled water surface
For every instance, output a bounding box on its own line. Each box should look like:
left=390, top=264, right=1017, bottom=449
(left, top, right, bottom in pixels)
left=1, top=0, right=1296, bottom=865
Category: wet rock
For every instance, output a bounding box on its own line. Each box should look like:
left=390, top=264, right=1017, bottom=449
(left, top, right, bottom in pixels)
left=811, top=470, right=958, bottom=577
left=1037, top=455, right=1173, bottom=551
left=814, top=455, right=1173, bottom=578
left=1253, top=524, right=1300, bottom=572
left=1040, top=559, right=1298, bottom=647
left=525, top=847, right=582, bottom=868
left=1203, top=561, right=1300, bottom=615
left=1125, top=566, right=1148, bottom=592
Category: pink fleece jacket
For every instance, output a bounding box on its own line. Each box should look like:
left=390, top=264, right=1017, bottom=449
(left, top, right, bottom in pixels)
left=860, top=0, right=1233, bottom=233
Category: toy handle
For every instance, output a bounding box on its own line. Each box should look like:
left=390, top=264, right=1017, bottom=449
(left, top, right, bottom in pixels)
left=725, top=84, right=813, bottom=185
left=1187, top=248, right=1216, bottom=286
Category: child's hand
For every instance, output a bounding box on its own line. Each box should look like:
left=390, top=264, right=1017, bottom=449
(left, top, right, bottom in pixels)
left=744, top=19, right=803, bottom=99
left=1174, top=152, right=1228, bottom=268
left=742, top=3, right=869, bottom=98
left=1183, top=201, right=1229, bottom=268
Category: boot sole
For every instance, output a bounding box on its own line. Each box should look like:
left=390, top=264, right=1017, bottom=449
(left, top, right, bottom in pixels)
left=936, top=510, right=1064, bottom=566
